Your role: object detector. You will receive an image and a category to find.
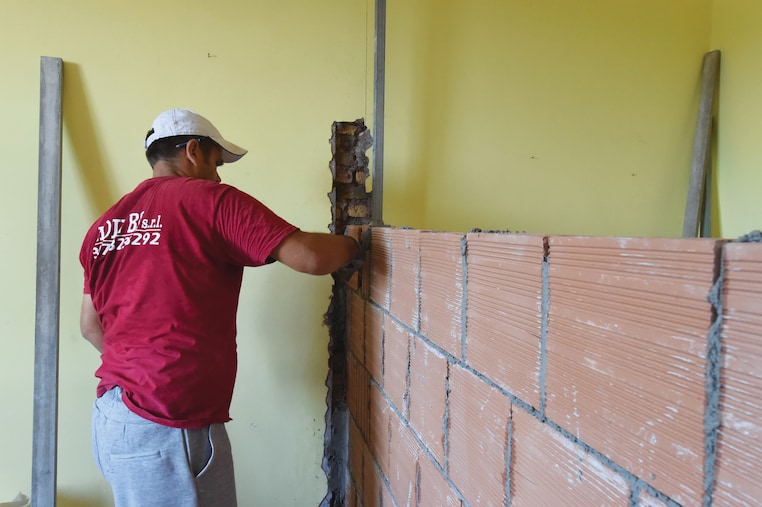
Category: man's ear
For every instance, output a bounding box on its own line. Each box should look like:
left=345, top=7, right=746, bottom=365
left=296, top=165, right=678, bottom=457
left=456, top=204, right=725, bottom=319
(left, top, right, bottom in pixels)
left=184, top=138, right=202, bottom=167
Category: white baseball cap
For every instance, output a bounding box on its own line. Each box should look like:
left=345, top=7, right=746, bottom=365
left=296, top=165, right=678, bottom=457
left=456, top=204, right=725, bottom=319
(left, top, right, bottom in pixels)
left=145, top=108, right=248, bottom=163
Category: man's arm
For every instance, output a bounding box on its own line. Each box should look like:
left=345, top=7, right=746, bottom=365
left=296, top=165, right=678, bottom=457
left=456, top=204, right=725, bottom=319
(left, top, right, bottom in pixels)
left=269, top=230, right=360, bottom=275
left=80, top=294, right=104, bottom=353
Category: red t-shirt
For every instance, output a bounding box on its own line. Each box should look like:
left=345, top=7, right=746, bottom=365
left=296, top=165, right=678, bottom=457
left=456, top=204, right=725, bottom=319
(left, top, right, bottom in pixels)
left=80, top=176, right=298, bottom=428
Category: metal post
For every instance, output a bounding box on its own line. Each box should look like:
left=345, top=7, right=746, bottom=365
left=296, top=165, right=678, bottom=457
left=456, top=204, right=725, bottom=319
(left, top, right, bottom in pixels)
left=371, top=0, right=387, bottom=225
left=32, top=56, right=63, bottom=507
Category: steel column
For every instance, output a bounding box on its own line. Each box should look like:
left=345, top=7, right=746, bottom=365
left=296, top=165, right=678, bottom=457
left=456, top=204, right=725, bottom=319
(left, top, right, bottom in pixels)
left=371, top=0, right=386, bottom=225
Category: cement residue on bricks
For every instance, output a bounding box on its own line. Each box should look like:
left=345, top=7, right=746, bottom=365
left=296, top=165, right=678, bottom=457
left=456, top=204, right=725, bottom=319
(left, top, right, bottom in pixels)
left=465, top=232, right=545, bottom=408
left=408, top=336, right=448, bottom=466
left=420, top=232, right=466, bottom=358
left=511, top=408, right=630, bottom=506
left=447, top=363, right=511, bottom=506
left=389, top=228, right=421, bottom=331
left=418, top=445, right=463, bottom=507
left=383, top=318, right=411, bottom=418
left=544, top=236, right=718, bottom=505
left=388, top=413, right=423, bottom=506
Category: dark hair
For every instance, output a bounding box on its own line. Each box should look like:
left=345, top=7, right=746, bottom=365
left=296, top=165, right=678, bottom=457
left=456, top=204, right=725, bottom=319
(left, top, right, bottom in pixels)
left=144, top=131, right=216, bottom=167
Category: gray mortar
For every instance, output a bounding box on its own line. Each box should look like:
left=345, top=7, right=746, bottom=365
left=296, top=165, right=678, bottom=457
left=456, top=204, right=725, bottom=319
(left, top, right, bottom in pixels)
left=416, top=233, right=422, bottom=333
left=415, top=461, right=422, bottom=506
left=369, top=284, right=690, bottom=506
left=404, top=321, right=684, bottom=506
left=382, top=375, right=471, bottom=507
left=539, top=238, right=550, bottom=417
left=469, top=228, right=516, bottom=233
left=442, top=362, right=451, bottom=475
left=505, top=406, right=514, bottom=507
left=404, top=326, right=411, bottom=418
left=321, top=286, right=349, bottom=507
left=630, top=487, right=639, bottom=505
left=699, top=230, right=762, bottom=506
left=703, top=241, right=724, bottom=507
left=461, top=235, right=469, bottom=362
left=736, top=229, right=762, bottom=242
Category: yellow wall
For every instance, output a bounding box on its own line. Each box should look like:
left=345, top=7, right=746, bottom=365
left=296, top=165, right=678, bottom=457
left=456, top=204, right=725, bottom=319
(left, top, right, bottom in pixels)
left=382, top=0, right=759, bottom=238
left=711, top=0, right=762, bottom=238
left=2, top=0, right=760, bottom=505
left=2, top=0, right=369, bottom=505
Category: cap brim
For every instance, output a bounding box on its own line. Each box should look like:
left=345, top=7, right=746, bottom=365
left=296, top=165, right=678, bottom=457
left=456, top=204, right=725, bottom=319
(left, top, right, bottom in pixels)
left=211, top=136, right=247, bottom=163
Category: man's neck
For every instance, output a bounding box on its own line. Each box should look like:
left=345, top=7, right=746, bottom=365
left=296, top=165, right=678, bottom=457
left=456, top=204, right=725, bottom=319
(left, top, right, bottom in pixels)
left=152, top=160, right=184, bottom=178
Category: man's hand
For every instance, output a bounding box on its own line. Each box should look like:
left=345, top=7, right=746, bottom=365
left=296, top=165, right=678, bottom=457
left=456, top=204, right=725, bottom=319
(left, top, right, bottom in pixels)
left=333, top=227, right=371, bottom=284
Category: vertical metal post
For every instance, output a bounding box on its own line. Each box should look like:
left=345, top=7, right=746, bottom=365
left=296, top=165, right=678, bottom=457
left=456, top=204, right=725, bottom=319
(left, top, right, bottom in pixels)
left=32, top=56, right=63, bottom=507
left=683, top=50, right=720, bottom=238
left=371, top=0, right=387, bottom=225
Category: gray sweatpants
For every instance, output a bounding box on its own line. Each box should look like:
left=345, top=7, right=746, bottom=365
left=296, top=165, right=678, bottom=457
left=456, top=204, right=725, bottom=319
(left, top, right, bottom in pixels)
left=91, top=387, right=238, bottom=507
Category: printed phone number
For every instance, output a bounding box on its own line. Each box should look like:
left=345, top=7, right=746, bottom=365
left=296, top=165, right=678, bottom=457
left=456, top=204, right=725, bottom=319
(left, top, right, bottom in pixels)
left=93, top=231, right=161, bottom=258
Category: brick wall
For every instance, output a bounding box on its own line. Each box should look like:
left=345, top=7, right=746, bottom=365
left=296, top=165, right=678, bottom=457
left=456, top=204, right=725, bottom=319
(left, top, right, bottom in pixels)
left=344, top=227, right=762, bottom=506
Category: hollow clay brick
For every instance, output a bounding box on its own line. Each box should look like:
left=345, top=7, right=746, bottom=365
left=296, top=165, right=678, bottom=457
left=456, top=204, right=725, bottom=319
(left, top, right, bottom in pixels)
left=381, top=481, right=396, bottom=507
left=346, top=478, right=358, bottom=507
left=388, top=414, right=423, bottom=507
left=384, top=318, right=410, bottom=417
left=638, top=490, right=671, bottom=507
left=714, top=242, right=762, bottom=506
left=349, top=292, right=365, bottom=363
left=420, top=232, right=465, bottom=358
left=361, top=226, right=372, bottom=299
left=370, top=227, right=392, bottom=310
left=545, top=236, right=718, bottom=505
left=408, top=336, right=448, bottom=466
left=418, top=452, right=463, bottom=507
left=348, top=418, right=364, bottom=501
left=448, top=364, right=511, bottom=506
left=366, top=303, right=384, bottom=383
left=465, top=232, right=544, bottom=407
left=348, top=352, right=370, bottom=440
left=363, top=444, right=382, bottom=507
left=369, top=383, right=391, bottom=477
left=511, top=408, right=630, bottom=506
left=390, top=228, right=421, bottom=330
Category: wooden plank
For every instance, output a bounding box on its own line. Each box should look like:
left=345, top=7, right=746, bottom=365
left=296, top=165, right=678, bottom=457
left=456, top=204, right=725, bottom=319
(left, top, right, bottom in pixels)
left=683, top=50, right=720, bottom=238
left=700, top=119, right=714, bottom=237
left=32, top=56, right=63, bottom=507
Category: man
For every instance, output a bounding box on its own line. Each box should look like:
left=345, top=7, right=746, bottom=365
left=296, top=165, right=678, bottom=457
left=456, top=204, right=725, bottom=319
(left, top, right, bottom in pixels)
left=79, top=108, right=362, bottom=506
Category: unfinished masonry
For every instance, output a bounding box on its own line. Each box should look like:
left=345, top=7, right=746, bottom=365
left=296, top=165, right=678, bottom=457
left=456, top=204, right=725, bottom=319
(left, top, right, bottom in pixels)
left=342, top=228, right=761, bottom=506
left=323, top=120, right=373, bottom=507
